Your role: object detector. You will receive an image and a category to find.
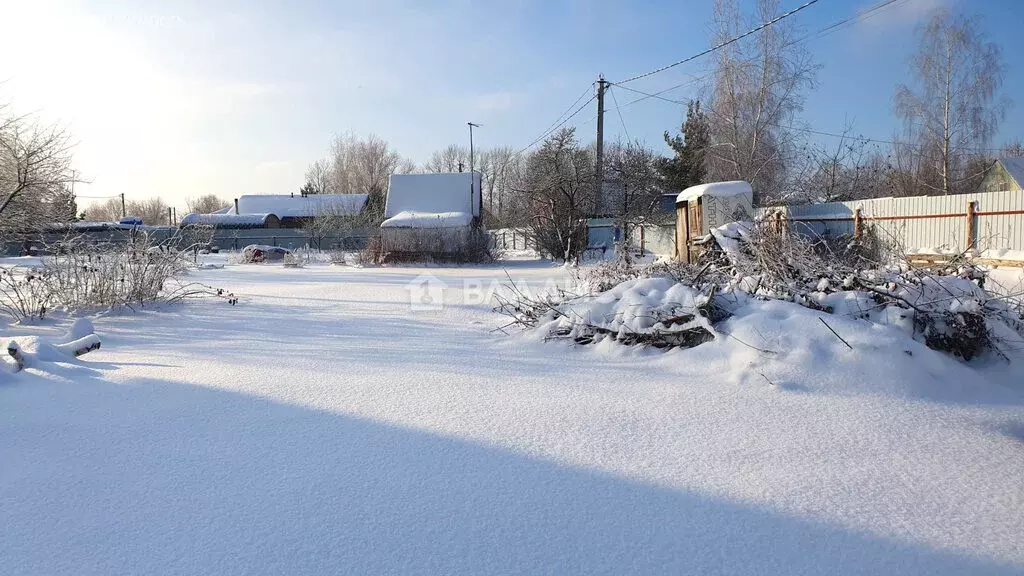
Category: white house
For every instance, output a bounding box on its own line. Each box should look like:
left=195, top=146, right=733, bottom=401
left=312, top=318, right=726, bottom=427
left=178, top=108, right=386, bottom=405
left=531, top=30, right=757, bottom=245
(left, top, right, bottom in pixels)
left=978, top=157, right=1024, bottom=193
left=380, top=172, right=482, bottom=258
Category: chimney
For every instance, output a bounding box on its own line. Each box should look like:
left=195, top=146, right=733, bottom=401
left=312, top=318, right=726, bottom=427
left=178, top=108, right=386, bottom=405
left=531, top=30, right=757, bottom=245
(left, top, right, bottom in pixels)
left=291, top=192, right=294, bottom=198
left=234, top=198, right=239, bottom=214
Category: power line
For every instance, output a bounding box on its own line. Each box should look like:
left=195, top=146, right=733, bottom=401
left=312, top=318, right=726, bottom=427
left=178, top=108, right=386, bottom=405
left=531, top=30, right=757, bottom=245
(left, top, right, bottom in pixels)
left=515, top=92, right=597, bottom=155
left=788, top=0, right=907, bottom=45
left=611, top=0, right=906, bottom=108
left=615, top=0, right=823, bottom=85
left=606, top=83, right=1009, bottom=153
left=538, top=86, right=593, bottom=138
left=611, top=82, right=688, bottom=106
left=616, top=71, right=715, bottom=111
left=608, top=86, right=631, bottom=141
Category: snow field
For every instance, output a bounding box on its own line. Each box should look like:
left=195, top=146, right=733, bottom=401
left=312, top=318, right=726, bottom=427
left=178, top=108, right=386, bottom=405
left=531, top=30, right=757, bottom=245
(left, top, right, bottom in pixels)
left=2, top=260, right=1023, bottom=575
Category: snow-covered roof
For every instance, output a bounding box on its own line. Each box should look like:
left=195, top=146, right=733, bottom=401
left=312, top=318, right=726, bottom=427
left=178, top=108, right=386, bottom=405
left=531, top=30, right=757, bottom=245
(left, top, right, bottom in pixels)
left=228, top=194, right=368, bottom=218
left=676, top=180, right=753, bottom=203
left=385, top=173, right=481, bottom=219
left=180, top=213, right=277, bottom=227
left=380, top=211, right=473, bottom=229
left=1000, top=157, right=1024, bottom=188
left=42, top=221, right=174, bottom=232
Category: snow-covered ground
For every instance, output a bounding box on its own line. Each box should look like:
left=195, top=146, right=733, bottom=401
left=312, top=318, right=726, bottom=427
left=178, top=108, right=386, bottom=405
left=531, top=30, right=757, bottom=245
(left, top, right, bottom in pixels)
left=3, top=257, right=1024, bottom=575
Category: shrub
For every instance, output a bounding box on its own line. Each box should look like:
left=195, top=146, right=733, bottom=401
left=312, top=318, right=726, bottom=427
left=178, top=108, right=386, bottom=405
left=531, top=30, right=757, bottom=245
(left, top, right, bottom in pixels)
left=0, top=230, right=223, bottom=322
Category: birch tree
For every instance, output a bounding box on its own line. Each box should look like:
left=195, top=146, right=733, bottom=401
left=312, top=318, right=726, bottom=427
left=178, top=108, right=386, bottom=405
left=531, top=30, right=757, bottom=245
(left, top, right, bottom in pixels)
left=894, top=8, right=1007, bottom=195
left=704, top=0, right=818, bottom=205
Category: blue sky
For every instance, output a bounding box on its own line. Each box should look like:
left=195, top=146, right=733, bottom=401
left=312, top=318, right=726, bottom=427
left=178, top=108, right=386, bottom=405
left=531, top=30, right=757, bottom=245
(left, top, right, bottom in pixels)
left=1, top=0, right=1021, bottom=208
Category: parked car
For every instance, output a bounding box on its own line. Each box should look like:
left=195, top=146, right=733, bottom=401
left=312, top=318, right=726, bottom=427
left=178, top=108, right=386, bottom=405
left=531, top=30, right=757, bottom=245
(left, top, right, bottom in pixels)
left=241, top=244, right=290, bottom=263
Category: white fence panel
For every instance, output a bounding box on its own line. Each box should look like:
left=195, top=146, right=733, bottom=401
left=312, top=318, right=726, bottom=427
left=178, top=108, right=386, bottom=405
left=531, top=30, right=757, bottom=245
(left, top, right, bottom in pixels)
left=773, top=189, right=1024, bottom=254
left=632, top=224, right=676, bottom=257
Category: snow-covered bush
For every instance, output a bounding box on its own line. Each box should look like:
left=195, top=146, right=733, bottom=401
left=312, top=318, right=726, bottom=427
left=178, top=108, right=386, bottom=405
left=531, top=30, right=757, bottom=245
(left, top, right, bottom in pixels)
left=374, top=226, right=497, bottom=264
left=500, top=221, right=1024, bottom=361
left=0, top=231, right=225, bottom=321
left=0, top=267, right=50, bottom=320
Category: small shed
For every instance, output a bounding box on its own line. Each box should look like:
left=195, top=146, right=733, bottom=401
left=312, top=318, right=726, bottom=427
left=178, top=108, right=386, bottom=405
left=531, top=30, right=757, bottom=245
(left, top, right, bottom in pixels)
left=675, top=180, right=754, bottom=262
left=380, top=172, right=482, bottom=258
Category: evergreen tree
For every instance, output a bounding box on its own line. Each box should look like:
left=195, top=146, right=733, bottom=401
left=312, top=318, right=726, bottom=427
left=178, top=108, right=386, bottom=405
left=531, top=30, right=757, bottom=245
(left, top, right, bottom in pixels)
left=659, top=100, right=710, bottom=191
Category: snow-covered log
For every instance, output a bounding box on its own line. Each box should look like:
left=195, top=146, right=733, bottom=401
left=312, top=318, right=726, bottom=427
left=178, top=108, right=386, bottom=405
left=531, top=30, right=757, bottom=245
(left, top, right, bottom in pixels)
left=4, top=319, right=102, bottom=373
left=54, top=334, right=101, bottom=357
left=7, top=341, right=25, bottom=372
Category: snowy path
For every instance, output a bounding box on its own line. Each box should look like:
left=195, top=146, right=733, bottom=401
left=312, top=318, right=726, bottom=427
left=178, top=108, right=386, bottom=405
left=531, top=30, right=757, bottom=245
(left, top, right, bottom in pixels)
left=3, top=261, right=1024, bottom=575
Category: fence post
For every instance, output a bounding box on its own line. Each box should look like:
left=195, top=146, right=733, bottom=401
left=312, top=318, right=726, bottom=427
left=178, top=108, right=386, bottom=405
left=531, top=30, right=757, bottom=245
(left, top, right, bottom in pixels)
left=513, top=230, right=517, bottom=250
left=774, top=211, right=782, bottom=234
left=854, top=208, right=862, bottom=239
left=639, top=225, right=646, bottom=256
left=966, top=201, right=976, bottom=251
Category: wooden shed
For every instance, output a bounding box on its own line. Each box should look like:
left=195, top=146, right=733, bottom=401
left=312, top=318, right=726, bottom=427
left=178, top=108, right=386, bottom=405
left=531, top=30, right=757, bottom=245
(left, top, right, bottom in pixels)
left=675, top=181, right=754, bottom=262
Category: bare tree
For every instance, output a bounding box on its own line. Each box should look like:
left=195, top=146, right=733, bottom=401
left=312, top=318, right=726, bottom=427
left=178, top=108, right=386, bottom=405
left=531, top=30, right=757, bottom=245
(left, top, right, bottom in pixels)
left=319, top=133, right=415, bottom=221
left=303, top=158, right=334, bottom=195
left=509, top=128, right=595, bottom=262
left=85, top=197, right=124, bottom=222
left=424, top=144, right=475, bottom=173
left=1002, top=140, right=1024, bottom=158
left=479, top=146, right=518, bottom=223
left=0, top=103, right=77, bottom=232
left=790, top=125, right=890, bottom=202
left=894, top=8, right=1008, bottom=195
left=328, top=133, right=357, bottom=195
left=185, top=194, right=230, bottom=214
left=350, top=134, right=405, bottom=220
left=304, top=202, right=371, bottom=250
left=605, top=141, right=665, bottom=246
left=704, top=0, right=818, bottom=205
left=125, top=197, right=170, bottom=225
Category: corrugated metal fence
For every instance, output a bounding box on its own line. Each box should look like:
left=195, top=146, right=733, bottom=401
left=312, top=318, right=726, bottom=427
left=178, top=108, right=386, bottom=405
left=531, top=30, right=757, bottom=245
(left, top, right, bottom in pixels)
left=769, top=189, right=1024, bottom=253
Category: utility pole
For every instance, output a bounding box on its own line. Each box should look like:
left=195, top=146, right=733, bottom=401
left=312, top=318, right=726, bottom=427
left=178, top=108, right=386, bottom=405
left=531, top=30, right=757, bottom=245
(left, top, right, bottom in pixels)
left=595, top=76, right=608, bottom=217
left=120, top=193, right=126, bottom=219
left=468, top=122, right=481, bottom=223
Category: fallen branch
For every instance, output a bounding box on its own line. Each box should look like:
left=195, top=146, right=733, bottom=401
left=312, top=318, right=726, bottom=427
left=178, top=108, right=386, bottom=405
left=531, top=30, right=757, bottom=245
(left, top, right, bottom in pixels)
left=818, top=317, right=853, bottom=350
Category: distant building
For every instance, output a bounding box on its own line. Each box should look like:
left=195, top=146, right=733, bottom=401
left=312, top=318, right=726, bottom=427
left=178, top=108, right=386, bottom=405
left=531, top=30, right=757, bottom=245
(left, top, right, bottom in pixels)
left=379, top=172, right=482, bottom=258
left=181, top=194, right=368, bottom=229
left=978, top=157, right=1024, bottom=193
